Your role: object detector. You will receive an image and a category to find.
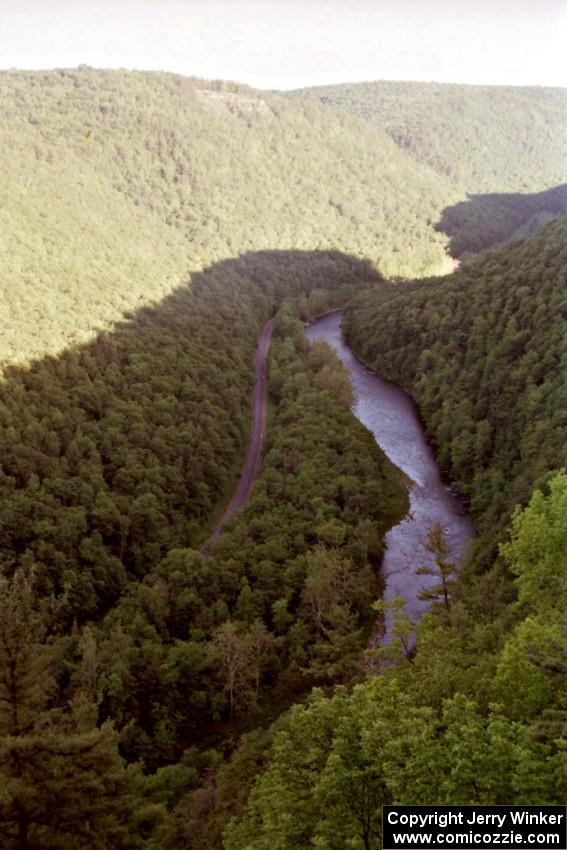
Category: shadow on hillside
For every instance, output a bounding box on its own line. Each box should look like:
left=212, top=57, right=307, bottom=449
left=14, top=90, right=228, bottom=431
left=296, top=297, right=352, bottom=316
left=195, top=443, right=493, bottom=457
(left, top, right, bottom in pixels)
left=0, top=248, right=379, bottom=619
left=435, top=183, right=567, bottom=259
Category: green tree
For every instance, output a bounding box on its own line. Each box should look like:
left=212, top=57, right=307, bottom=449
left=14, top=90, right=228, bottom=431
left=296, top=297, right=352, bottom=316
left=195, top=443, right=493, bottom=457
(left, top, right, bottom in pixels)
left=500, top=471, right=567, bottom=613
left=0, top=568, right=147, bottom=849
left=243, top=620, right=279, bottom=703
left=208, top=622, right=252, bottom=719
left=416, top=523, right=458, bottom=617
left=372, top=595, right=415, bottom=664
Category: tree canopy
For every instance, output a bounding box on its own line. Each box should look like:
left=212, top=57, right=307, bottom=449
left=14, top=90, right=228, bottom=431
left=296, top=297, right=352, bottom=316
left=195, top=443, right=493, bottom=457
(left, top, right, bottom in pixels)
left=344, top=216, right=567, bottom=559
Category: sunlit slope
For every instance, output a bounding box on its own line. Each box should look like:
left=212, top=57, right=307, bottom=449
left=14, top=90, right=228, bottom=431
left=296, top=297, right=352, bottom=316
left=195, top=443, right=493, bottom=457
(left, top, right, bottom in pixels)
left=1, top=68, right=459, bottom=367
left=287, top=80, right=567, bottom=193
left=8, top=71, right=564, bottom=369
left=344, top=215, right=567, bottom=550
left=0, top=141, right=190, bottom=366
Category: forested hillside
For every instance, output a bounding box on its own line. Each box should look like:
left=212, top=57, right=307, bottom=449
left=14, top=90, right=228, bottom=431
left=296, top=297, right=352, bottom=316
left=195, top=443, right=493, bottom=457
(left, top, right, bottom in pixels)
left=288, top=81, right=567, bottom=192
left=0, top=303, right=408, bottom=848
left=226, top=472, right=567, bottom=846
left=435, top=183, right=567, bottom=259
left=1, top=67, right=566, bottom=849
left=0, top=250, right=379, bottom=620
left=287, top=81, right=567, bottom=256
left=344, top=216, right=567, bottom=559
left=5, top=70, right=565, bottom=370
left=225, top=219, right=567, bottom=850
left=1, top=67, right=458, bottom=369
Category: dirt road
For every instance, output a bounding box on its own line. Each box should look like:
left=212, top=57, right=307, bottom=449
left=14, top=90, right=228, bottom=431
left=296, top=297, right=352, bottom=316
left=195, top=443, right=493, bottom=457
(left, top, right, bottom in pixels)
left=210, top=318, right=274, bottom=540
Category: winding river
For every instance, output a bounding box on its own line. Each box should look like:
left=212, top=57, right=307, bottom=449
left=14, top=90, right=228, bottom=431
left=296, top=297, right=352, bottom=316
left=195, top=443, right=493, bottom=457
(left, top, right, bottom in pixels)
left=306, top=312, right=473, bottom=642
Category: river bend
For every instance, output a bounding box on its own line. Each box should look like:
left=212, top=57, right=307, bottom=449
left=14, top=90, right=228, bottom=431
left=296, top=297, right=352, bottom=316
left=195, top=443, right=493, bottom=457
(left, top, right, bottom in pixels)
left=306, top=312, right=473, bottom=639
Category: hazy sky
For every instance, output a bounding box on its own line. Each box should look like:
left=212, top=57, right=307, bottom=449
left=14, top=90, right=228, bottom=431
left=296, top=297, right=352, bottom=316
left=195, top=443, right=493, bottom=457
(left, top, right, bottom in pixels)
left=1, top=0, right=566, bottom=89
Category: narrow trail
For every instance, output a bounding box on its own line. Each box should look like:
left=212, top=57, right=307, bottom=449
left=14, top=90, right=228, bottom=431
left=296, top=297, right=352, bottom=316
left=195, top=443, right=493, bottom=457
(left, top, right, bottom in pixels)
left=209, top=318, right=274, bottom=540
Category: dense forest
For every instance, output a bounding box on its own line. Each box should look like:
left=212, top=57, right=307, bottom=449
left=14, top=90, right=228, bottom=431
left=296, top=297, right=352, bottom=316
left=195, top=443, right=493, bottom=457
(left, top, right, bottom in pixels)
left=1, top=67, right=453, bottom=368
left=0, top=300, right=408, bottom=848
left=288, top=81, right=567, bottom=194
left=226, top=470, right=567, bottom=846
left=287, top=81, right=567, bottom=257
left=3, top=69, right=567, bottom=371
left=0, top=250, right=380, bottom=620
left=344, top=216, right=567, bottom=558
left=435, top=183, right=567, bottom=259
left=0, top=68, right=566, bottom=849
left=225, top=224, right=567, bottom=850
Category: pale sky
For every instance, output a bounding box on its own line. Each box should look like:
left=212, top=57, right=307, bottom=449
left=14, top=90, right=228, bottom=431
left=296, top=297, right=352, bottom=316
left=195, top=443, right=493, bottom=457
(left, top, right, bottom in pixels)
left=0, top=0, right=566, bottom=90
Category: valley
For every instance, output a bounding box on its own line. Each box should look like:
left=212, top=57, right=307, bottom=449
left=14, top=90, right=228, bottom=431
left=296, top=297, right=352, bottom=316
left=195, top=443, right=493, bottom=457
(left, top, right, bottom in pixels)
left=306, top=312, right=473, bottom=640
left=0, top=67, right=565, bottom=850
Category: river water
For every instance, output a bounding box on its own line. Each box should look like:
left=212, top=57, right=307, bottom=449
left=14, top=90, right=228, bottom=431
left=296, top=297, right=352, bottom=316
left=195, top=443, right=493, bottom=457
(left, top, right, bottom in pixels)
left=305, top=312, right=473, bottom=641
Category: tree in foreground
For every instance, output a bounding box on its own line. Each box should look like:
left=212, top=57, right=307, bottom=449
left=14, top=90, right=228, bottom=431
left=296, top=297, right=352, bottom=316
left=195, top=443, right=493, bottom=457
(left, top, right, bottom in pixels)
left=223, top=680, right=429, bottom=850
left=224, top=476, right=567, bottom=847
left=0, top=567, right=151, bottom=849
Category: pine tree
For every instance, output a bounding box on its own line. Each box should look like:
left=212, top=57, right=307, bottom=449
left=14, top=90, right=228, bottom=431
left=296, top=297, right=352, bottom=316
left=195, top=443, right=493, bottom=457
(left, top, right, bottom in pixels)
left=416, top=523, right=458, bottom=617
left=0, top=567, right=149, bottom=849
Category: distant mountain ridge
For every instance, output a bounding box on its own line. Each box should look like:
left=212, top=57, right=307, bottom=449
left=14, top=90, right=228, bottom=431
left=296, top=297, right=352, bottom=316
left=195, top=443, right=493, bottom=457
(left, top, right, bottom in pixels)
left=0, top=68, right=451, bottom=368
left=3, top=69, right=566, bottom=369
left=286, top=80, right=567, bottom=192
left=286, top=80, right=567, bottom=256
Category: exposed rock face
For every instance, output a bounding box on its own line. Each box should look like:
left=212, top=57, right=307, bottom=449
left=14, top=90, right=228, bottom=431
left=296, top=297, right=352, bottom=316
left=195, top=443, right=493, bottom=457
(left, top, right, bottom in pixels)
left=196, top=88, right=273, bottom=116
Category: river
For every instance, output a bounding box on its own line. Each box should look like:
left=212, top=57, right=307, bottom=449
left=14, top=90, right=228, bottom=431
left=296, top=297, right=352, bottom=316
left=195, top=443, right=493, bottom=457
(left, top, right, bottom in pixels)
left=305, top=312, right=473, bottom=642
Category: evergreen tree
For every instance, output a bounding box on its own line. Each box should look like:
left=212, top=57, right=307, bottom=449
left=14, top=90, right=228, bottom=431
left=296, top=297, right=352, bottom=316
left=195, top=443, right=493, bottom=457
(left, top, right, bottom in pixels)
left=0, top=568, right=148, bottom=849
left=416, top=523, right=458, bottom=618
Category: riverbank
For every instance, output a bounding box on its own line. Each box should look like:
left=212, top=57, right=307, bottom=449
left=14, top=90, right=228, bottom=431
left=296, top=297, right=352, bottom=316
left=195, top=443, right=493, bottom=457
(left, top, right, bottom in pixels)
left=306, top=311, right=473, bottom=640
